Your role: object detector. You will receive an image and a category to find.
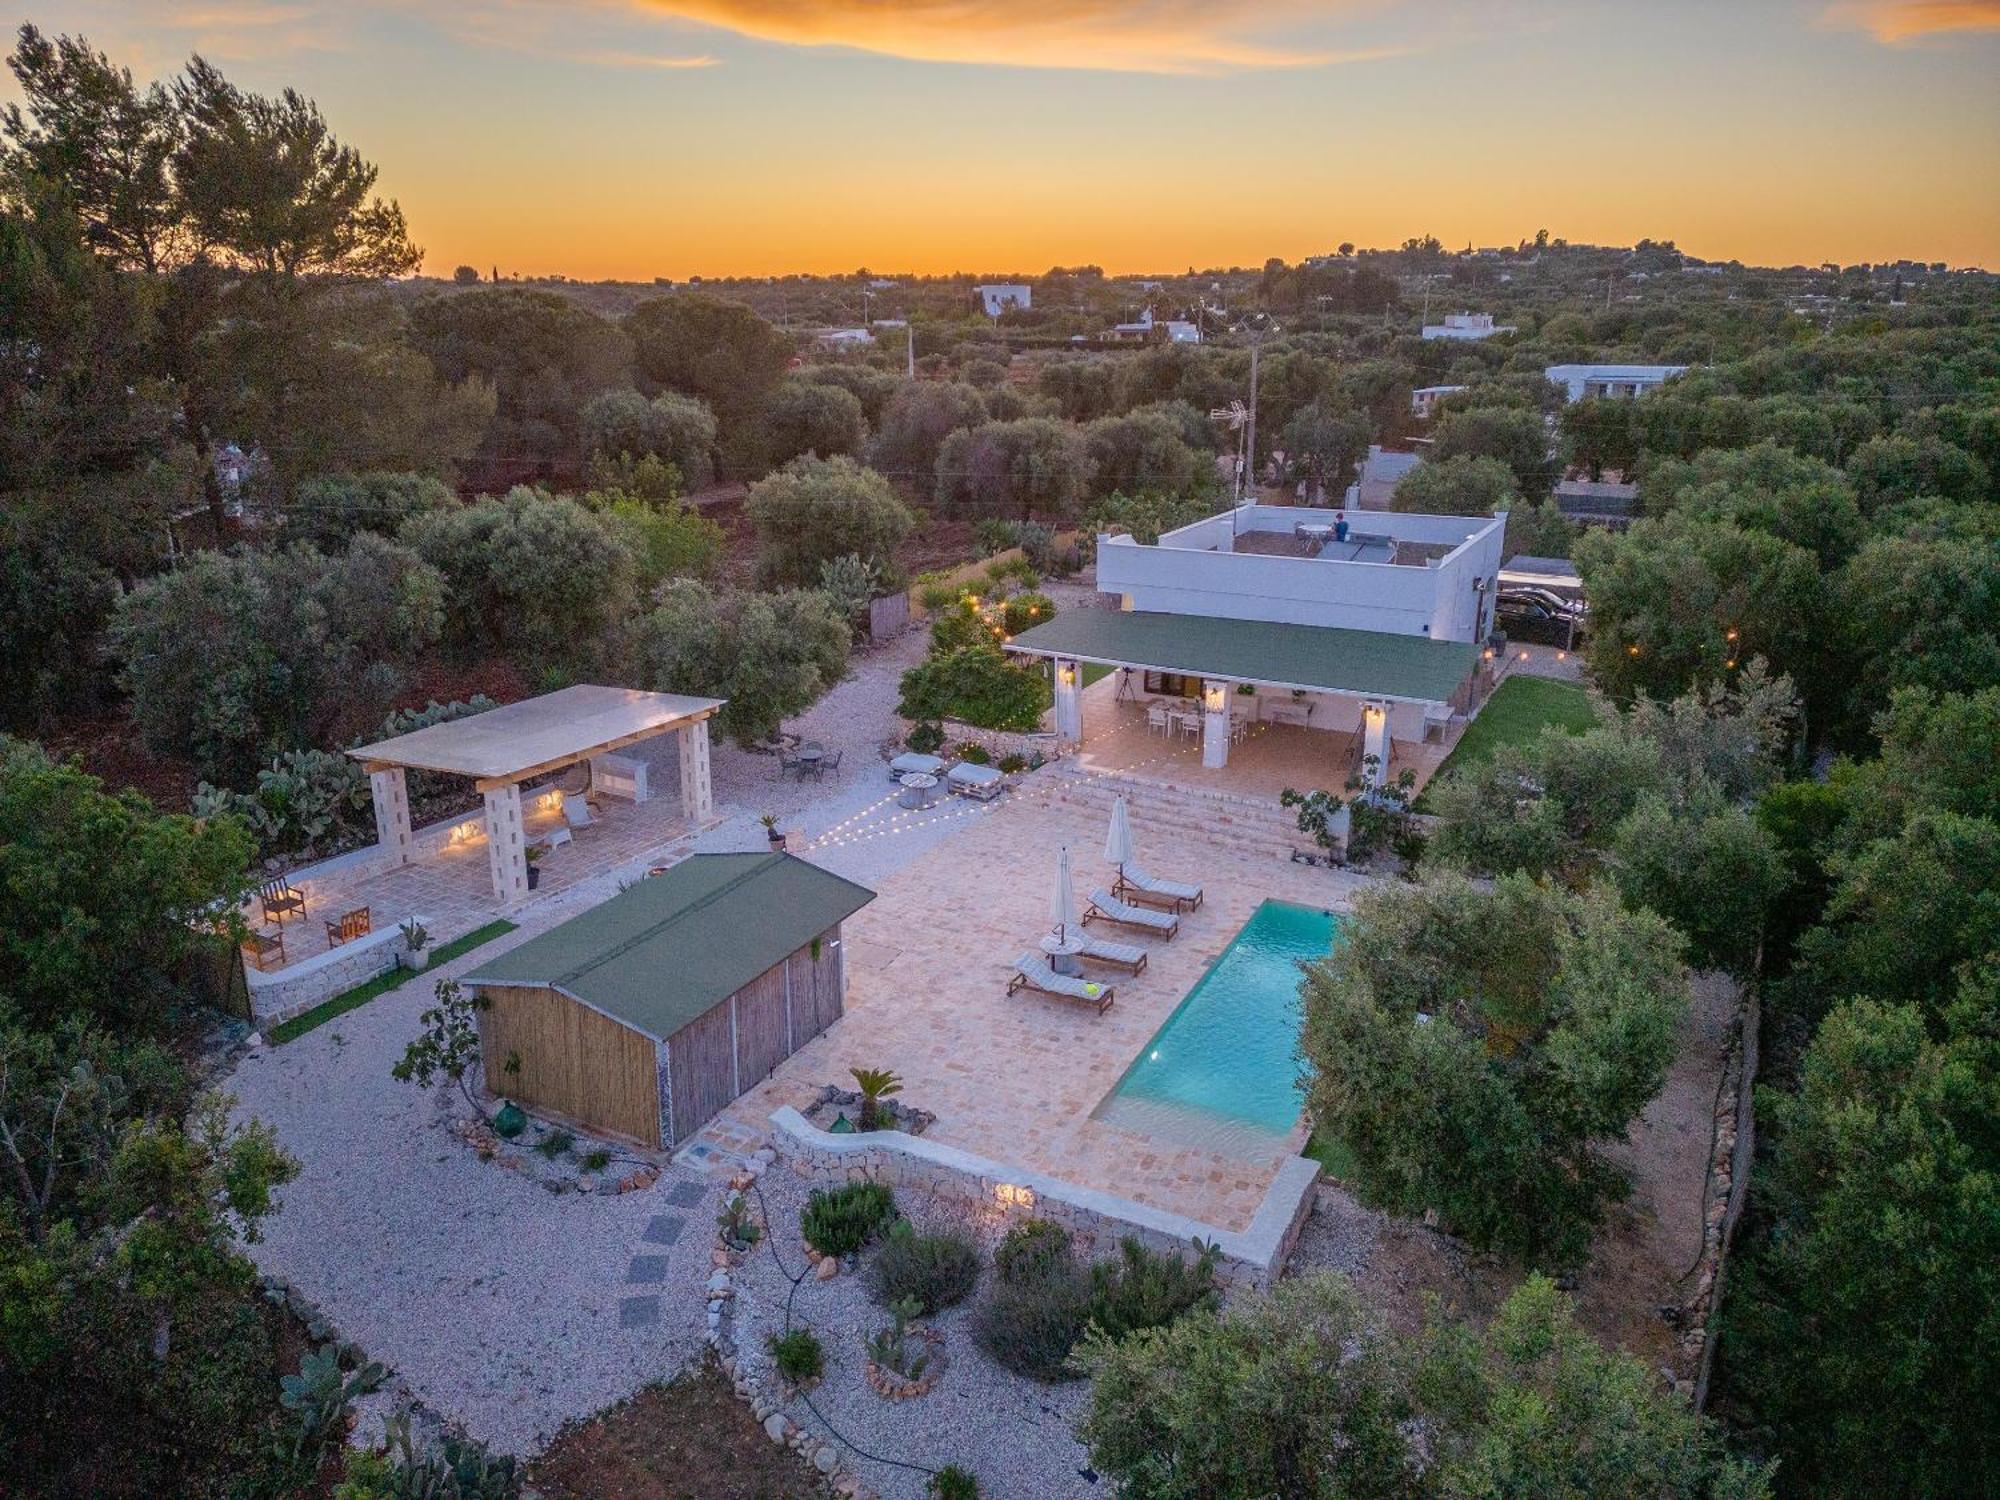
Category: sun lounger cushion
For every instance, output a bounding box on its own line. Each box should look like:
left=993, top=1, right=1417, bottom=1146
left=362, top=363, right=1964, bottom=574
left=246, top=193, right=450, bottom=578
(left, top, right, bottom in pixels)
left=1122, top=862, right=1203, bottom=908
left=889, top=752, right=946, bottom=779
left=1085, top=890, right=1178, bottom=935
left=1009, top=954, right=1114, bottom=1013
left=947, top=763, right=1004, bottom=798
left=1078, top=936, right=1147, bottom=972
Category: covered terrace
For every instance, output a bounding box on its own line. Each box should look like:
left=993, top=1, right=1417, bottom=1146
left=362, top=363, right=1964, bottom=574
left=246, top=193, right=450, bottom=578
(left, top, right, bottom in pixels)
left=349, top=684, right=725, bottom=906
left=1006, top=609, right=1486, bottom=793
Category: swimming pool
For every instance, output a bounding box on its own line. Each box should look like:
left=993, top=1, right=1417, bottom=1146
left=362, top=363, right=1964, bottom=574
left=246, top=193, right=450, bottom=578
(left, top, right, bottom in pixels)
left=1093, top=899, right=1341, bottom=1158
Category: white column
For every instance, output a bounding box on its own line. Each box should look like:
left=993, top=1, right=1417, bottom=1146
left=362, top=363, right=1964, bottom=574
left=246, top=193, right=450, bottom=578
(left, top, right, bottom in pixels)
left=482, top=783, right=529, bottom=905
left=369, top=767, right=414, bottom=865
left=678, top=718, right=714, bottom=825
left=1201, top=679, right=1230, bottom=769
left=1052, top=659, right=1084, bottom=744
left=1361, top=701, right=1391, bottom=790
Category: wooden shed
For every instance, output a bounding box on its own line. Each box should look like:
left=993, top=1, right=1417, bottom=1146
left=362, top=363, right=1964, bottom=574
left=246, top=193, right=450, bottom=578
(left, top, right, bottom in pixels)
left=463, top=853, right=875, bottom=1148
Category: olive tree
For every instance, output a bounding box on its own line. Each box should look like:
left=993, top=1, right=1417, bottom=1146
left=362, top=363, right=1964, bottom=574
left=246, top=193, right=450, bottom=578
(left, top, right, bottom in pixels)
left=1301, top=871, right=1687, bottom=1263
left=744, top=454, right=913, bottom=589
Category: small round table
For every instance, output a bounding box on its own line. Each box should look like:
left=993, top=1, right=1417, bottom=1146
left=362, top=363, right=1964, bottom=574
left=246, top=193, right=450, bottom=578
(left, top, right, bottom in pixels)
left=898, top=772, right=939, bottom=809
left=795, top=746, right=824, bottom=780
left=1040, top=931, right=1086, bottom=977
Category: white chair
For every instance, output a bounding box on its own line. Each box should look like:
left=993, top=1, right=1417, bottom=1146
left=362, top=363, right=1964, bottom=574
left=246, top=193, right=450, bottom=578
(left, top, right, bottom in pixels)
left=1145, top=704, right=1169, bottom=736
left=1179, top=712, right=1200, bottom=741
left=562, top=798, right=594, bottom=831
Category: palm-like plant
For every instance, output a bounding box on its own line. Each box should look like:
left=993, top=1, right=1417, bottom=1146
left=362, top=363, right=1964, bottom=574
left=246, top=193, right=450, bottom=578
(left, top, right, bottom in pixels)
left=851, top=1066, right=904, bottom=1131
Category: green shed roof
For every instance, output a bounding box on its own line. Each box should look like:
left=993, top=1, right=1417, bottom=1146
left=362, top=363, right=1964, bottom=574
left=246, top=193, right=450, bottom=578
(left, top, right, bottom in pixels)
left=1007, top=610, right=1479, bottom=704
left=465, top=853, right=875, bottom=1041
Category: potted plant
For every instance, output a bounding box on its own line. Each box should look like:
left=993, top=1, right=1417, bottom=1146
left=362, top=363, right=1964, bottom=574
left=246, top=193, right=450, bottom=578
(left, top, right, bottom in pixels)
left=524, top=843, right=545, bottom=889
left=399, top=919, right=432, bottom=972
left=761, top=813, right=785, bottom=850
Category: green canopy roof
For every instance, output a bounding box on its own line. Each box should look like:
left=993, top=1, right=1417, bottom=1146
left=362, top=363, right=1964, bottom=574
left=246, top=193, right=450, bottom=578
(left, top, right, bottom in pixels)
left=465, top=853, right=874, bottom=1040
left=1007, top=610, right=1479, bottom=704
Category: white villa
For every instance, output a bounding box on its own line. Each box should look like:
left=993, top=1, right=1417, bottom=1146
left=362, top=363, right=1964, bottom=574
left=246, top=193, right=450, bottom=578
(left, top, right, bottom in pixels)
left=1545, top=363, right=1689, bottom=402
left=1410, top=384, right=1467, bottom=418
left=974, top=283, right=1031, bottom=318
left=1422, top=311, right=1516, bottom=340
left=1007, top=504, right=1505, bottom=790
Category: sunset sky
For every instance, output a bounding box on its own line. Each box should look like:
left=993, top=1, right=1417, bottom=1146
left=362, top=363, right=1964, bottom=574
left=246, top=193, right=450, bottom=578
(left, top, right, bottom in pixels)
left=15, top=1, right=2000, bottom=278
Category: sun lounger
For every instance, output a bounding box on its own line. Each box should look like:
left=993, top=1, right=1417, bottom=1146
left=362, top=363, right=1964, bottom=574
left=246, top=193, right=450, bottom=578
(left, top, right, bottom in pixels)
left=947, top=762, right=1006, bottom=801
left=1008, top=953, right=1114, bottom=1014
left=1083, top=890, right=1178, bottom=939
left=1114, top=861, right=1204, bottom=911
left=562, top=798, right=594, bottom=831
left=1076, top=935, right=1148, bottom=974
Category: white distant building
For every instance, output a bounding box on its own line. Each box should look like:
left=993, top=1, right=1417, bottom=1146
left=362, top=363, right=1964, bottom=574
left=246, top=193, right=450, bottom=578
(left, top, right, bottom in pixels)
left=1410, top=385, right=1466, bottom=419
left=1422, top=312, right=1515, bottom=341
left=1109, top=309, right=1202, bottom=343
left=1544, top=363, right=1689, bottom=402
left=817, top=327, right=875, bottom=347
left=975, top=283, right=1031, bottom=318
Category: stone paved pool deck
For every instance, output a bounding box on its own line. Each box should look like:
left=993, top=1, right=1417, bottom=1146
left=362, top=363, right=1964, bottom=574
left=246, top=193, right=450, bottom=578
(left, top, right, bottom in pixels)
left=713, top=775, right=1373, bottom=1233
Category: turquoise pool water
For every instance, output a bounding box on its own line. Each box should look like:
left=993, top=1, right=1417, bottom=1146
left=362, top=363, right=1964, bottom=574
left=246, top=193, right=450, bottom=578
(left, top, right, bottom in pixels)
left=1093, top=900, right=1341, bottom=1157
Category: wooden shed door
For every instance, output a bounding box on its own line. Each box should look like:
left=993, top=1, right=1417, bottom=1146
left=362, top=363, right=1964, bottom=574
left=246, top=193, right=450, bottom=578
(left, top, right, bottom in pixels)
left=733, top=960, right=792, bottom=1092
left=665, top=1003, right=737, bottom=1145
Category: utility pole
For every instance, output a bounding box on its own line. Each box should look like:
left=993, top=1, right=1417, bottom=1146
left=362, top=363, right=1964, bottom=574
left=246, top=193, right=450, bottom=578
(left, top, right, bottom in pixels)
left=1242, top=317, right=1274, bottom=506
left=907, top=322, right=916, bottom=379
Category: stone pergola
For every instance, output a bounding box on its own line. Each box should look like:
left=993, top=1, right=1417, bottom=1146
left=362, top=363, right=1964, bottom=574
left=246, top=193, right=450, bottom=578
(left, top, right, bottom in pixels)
left=348, top=685, right=725, bottom=905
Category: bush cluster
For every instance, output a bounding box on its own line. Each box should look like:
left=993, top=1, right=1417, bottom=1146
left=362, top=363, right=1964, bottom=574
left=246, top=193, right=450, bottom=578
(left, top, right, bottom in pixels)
left=800, top=1182, right=898, bottom=1258
left=869, top=1222, right=982, bottom=1314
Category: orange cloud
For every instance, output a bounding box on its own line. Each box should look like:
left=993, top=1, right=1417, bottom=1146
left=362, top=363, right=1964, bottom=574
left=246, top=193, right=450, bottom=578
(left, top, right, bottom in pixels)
left=636, top=0, right=1399, bottom=73
left=1828, top=1, right=2000, bottom=41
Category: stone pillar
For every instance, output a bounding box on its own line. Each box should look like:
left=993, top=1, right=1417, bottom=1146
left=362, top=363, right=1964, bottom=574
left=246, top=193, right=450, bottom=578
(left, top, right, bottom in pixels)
left=1361, top=701, right=1391, bottom=790
left=678, top=718, right=714, bottom=825
left=369, top=766, right=414, bottom=865
left=482, top=783, right=529, bottom=906
left=1052, top=659, right=1083, bottom=744
left=1201, top=679, right=1230, bottom=770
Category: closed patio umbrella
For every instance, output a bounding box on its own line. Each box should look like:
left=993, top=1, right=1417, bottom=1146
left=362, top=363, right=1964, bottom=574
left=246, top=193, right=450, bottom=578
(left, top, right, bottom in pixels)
left=1103, top=796, right=1134, bottom=874
left=1050, top=845, right=1078, bottom=945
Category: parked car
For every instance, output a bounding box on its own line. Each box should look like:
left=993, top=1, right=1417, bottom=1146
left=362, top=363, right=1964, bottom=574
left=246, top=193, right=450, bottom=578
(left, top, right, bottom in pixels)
left=1496, top=590, right=1586, bottom=646
left=1501, top=584, right=1588, bottom=617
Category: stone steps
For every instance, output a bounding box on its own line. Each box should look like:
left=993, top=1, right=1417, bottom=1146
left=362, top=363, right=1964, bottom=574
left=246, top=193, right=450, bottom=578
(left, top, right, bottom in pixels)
left=1041, top=766, right=1306, bottom=863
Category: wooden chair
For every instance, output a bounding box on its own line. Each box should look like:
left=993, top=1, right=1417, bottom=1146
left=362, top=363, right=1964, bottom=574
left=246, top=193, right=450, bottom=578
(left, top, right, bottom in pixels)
left=241, top=928, right=286, bottom=972
left=259, top=877, right=307, bottom=926
left=324, top=907, right=372, bottom=947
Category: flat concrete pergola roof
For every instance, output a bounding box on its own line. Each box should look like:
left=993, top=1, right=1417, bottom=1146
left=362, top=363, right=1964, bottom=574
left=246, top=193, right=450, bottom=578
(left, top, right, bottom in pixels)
left=348, top=684, right=726, bottom=907
left=350, top=684, right=723, bottom=791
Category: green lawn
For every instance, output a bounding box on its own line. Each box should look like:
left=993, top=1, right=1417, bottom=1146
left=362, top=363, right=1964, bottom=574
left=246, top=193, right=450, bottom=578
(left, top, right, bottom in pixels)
left=1081, top=661, right=1116, bottom=687
left=266, top=918, right=518, bottom=1045
left=1415, top=676, right=1598, bottom=811
left=1304, top=1125, right=1358, bottom=1182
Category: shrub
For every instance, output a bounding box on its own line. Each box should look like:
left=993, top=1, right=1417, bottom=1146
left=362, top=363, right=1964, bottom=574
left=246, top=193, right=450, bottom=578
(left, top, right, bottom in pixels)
left=1000, top=590, right=1055, bottom=635
left=870, top=1222, right=981, bottom=1314
left=193, top=748, right=372, bottom=859
left=865, top=1297, right=933, bottom=1380
left=974, top=1255, right=1093, bottom=1382
left=581, top=1148, right=611, bottom=1172
left=957, top=742, right=991, bottom=765
left=974, top=517, right=1020, bottom=556
left=1086, top=1238, right=1221, bottom=1340
left=746, top=454, right=913, bottom=589
left=906, top=721, right=945, bottom=755
left=801, top=1182, right=898, bottom=1258
left=997, top=753, right=1027, bottom=774
left=897, top=646, right=1051, bottom=732
left=994, top=1219, right=1072, bottom=1284
left=917, top=579, right=960, bottom=612
left=533, top=1130, right=574, bottom=1159
left=767, top=1327, right=824, bottom=1385
left=928, top=1465, right=981, bottom=1500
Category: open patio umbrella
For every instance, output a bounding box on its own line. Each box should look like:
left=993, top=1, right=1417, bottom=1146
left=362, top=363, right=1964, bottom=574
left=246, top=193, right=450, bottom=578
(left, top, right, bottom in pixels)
left=1050, top=845, right=1078, bottom=945
left=1103, top=796, right=1135, bottom=875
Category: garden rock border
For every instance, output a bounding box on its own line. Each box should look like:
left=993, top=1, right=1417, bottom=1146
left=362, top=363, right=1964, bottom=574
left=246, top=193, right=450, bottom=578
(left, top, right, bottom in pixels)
left=862, top=1327, right=946, bottom=1402
left=801, top=1084, right=937, bottom=1137
left=703, top=1148, right=881, bottom=1500
left=437, top=1088, right=663, bottom=1198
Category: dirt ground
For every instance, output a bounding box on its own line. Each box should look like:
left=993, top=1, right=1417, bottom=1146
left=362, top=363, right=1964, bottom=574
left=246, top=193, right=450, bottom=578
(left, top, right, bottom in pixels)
left=1347, top=970, right=1738, bottom=1377
left=527, top=1360, right=835, bottom=1500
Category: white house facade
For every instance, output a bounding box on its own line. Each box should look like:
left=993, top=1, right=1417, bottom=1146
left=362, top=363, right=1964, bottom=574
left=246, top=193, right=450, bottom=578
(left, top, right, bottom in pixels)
left=1007, top=505, right=1504, bottom=787
left=1421, top=312, right=1516, bottom=341
left=975, top=283, right=1032, bottom=318
left=1544, top=363, right=1689, bottom=402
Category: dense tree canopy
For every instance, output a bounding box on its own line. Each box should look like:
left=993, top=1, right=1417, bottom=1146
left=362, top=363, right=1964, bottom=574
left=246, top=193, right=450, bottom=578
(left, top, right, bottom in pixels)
left=744, top=454, right=913, bottom=589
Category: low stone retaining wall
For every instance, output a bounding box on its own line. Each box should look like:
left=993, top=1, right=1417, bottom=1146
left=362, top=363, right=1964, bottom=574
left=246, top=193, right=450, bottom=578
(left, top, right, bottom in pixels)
left=893, top=716, right=1064, bottom=767
left=1691, top=982, right=1760, bottom=1409
left=769, top=1106, right=1319, bottom=1287
left=246, top=918, right=425, bottom=1025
